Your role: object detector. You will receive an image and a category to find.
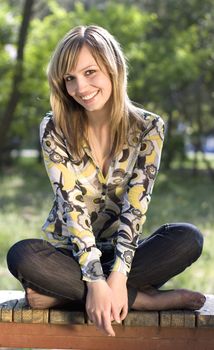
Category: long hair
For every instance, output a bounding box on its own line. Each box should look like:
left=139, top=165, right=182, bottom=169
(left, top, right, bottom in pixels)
left=47, top=25, right=142, bottom=158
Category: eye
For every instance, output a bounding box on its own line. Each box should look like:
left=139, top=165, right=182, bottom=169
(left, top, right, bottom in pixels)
left=85, top=69, right=96, bottom=76
left=64, top=75, right=74, bottom=82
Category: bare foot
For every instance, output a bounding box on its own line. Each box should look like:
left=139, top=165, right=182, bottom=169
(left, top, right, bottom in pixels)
left=132, top=288, right=206, bottom=311
left=25, top=288, right=67, bottom=309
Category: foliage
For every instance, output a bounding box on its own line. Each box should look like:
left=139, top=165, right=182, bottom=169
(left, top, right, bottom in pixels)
left=0, top=0, right=214, bottom=166
left=0, top=2, right=18, bottom=110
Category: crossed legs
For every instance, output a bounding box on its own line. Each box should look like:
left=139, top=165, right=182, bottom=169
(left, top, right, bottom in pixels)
left=7, top=223, right=205, bottom=310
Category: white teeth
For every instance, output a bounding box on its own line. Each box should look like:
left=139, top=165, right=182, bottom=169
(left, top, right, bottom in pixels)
left=81, top=91, right=98, bottom=100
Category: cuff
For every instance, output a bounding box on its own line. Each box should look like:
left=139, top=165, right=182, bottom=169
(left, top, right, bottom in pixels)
left=79, top=248, right=106, bottom=282
left=111, top=254, right=132, bottom=277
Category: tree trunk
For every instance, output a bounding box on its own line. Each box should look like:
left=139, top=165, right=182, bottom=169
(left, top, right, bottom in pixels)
left=0, top=0, right=35, bottom=162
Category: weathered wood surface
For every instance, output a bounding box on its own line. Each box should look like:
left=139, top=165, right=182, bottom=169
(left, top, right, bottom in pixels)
left=124, top=310, right=159, bottom=326
left=160, top=310, right=196, bottom=328
left=0, top=291, right=214, bottom=328
left=50, top=309, right=85, bottom=324
left=0, top=291, right=214, bottom=349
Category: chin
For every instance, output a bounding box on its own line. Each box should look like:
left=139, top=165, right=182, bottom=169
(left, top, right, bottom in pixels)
left=85, top=105, right=101, bottom=112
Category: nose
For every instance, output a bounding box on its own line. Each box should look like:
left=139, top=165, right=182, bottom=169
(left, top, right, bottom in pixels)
left=75, top=76, right=88, bottom=94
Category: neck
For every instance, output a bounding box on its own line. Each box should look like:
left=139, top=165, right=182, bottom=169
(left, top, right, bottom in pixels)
left=86, top=102, right=111, bottom=129
left=86, top=109, right=110, bottom=140
left=87, top=119, right=112, bottom=168
left=87, top=122, right=111, bottom=146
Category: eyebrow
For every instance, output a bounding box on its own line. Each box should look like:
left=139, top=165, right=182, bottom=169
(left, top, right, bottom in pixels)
left=64, top=65, right=97, bottom=76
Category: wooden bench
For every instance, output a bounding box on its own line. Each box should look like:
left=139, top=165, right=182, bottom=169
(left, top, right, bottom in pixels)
left=0, top=290, right=214, bottom=350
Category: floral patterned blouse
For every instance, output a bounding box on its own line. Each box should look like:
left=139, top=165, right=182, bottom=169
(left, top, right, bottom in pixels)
left=40, top=110, right=164, bottom=282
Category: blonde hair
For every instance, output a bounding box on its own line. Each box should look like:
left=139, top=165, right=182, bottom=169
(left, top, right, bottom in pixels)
left=47, top=25, right=142, bottom=158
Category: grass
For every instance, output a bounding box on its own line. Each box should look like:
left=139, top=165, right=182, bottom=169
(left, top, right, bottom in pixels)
left=0, top=158, right=52, bottom=289
left=143, top=166, right=214, bottom=293
left=0, top=157, right=214, bottom=294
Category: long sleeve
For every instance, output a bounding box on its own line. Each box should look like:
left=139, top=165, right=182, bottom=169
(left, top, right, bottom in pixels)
left=40, top=115, right=105, bottom=282
left=112, top=114, right=165, bottom=276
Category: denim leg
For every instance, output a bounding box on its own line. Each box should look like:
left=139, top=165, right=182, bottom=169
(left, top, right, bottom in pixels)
left=7, top=239, right=87, bottom=303
left=127, top=223, right=204, bottom=307
left=6, top=223, right=204, bottom=310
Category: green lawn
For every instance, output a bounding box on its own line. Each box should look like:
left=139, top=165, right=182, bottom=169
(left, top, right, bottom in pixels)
left=0, top=158, right=213, bottom=294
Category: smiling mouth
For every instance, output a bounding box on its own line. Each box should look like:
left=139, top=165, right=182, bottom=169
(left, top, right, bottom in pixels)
left=81, top=91, right=99, bottom=101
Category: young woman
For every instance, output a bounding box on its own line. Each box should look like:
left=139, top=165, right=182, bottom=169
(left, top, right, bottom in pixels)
left=7, top=25, right=205, bottom=337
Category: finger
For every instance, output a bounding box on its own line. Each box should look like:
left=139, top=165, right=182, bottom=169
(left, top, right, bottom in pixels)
left=86, top=308, right=93, bottom=323
left=102, top=312, right=115, bottom=337
left=88, top=311, right=102, bottom=330
left=94, top=314, right=103, bottom=330
left=111, top=303, right=121, bottom=324
left=86, top=309, right=97, bottom=326
left=120, top=304, right=128, bottom=321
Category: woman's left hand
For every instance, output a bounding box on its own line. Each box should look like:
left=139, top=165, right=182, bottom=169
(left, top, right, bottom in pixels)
left=107, top=271, right=128, bottom=322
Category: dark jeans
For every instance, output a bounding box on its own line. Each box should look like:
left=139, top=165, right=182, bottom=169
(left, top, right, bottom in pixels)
left=7, top=223, right=203, bottom=309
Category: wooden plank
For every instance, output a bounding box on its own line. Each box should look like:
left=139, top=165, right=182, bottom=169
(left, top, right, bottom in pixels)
left=22, top=304, right=33, bottom=323
left=124, top=311, right=159, bottom=327
left=13, top=298, right=28, bottom=323
left=0, top=290, right=214, bottom=330
left=197, top=294, right=214, bottom=327
left=13, top=298, right=49, bottom=324
left=50, top=309, right=85, bottom=324
left=183, top=311, right=196, bottom=328
left=0, top=323, right=214, bottom=350
left=160, top=310, right=195, bottom=328
left=32, top=308, right=49, bottom=324
left=1, top=299, right=18, bottom=322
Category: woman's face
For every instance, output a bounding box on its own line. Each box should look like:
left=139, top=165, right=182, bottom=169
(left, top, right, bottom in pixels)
left=64, top=45, right=112, bottom=116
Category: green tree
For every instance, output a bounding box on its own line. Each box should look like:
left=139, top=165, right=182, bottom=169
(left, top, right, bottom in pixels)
left=0, top=0, right=35, bottom=163
left=0, top=0, right=213, bottom=172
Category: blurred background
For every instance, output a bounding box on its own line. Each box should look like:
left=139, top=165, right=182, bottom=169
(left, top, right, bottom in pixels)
left=0, top=0, right=213, bottom=293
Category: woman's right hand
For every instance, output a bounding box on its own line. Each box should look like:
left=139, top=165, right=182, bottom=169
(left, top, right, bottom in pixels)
left=86, top=280, right=116, bottom=336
